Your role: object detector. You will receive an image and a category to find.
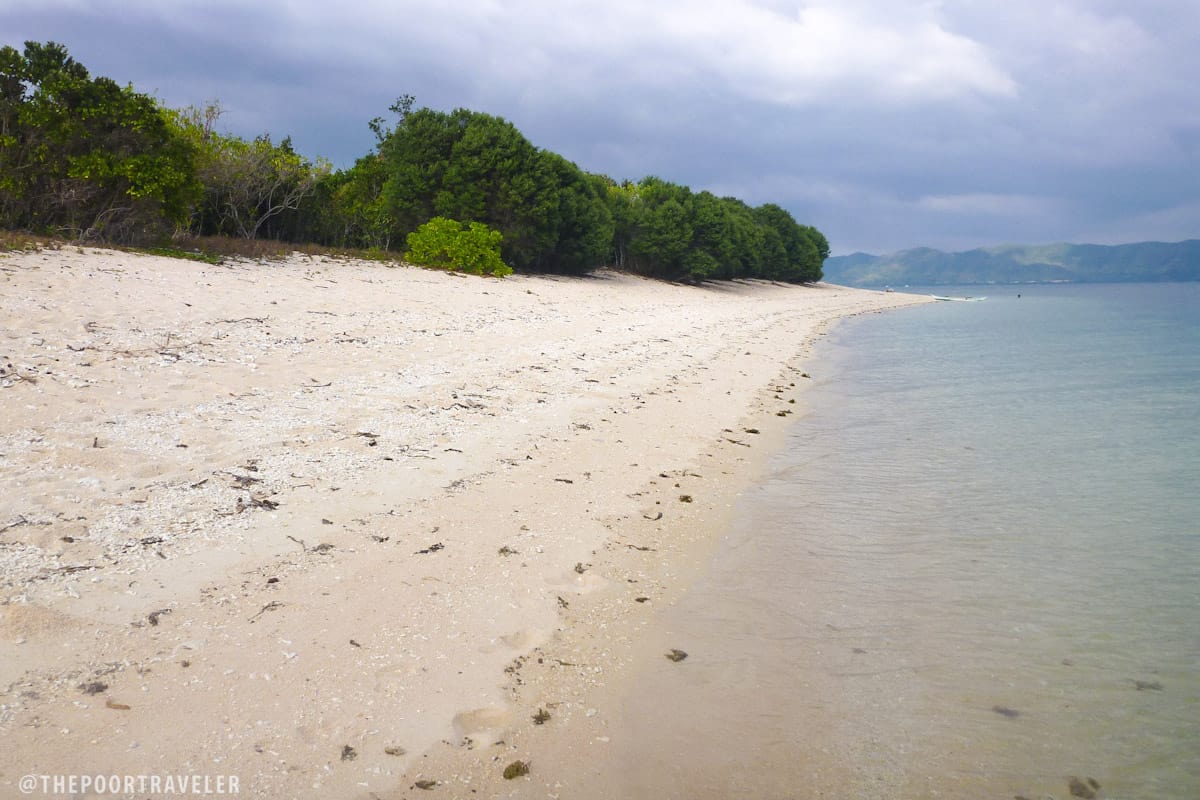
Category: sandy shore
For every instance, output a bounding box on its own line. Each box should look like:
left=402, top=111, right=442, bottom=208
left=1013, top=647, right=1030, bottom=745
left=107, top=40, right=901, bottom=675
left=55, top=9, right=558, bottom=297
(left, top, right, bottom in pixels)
left=0, top=247, right=929, bottom=798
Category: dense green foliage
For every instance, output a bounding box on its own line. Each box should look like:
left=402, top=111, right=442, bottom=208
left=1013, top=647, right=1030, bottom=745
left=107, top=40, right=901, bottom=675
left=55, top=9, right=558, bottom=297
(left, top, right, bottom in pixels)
left=824, top=240, right=1200, bottom=286
left=404, top=216, right=512, bottom=276
left=1, top=41, right=827, bottom=282
left=1, top=41, right=198, bottom=243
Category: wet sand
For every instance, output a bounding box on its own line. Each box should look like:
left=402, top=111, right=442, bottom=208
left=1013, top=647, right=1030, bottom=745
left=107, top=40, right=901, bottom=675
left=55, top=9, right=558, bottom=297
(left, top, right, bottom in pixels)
left=0, top=246, right=929, bottom=798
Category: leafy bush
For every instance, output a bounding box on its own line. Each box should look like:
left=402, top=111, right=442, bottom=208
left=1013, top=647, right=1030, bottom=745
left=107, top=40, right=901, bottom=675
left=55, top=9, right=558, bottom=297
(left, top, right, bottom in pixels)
left=404, top=217, right=512, bottom=276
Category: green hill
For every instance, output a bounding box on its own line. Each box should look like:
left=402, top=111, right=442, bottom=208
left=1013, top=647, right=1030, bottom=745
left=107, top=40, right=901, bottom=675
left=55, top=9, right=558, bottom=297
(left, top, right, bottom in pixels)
left=824, top=240, right=1200, bottom=287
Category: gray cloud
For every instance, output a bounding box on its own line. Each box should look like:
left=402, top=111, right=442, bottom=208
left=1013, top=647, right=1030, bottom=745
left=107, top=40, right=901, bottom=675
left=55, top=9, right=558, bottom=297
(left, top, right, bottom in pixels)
left=3, top=0, right=1196, bottom=254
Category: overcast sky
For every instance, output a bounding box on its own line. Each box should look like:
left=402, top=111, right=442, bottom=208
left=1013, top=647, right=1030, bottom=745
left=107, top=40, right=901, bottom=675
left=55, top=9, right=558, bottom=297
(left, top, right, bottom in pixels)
left=4, top=0, right=1198, bottom=254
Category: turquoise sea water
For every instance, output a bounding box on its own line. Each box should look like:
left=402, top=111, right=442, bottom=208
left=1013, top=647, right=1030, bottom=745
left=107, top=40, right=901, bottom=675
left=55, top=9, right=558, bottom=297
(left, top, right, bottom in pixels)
left=597, top=282, right=1200, bottom=799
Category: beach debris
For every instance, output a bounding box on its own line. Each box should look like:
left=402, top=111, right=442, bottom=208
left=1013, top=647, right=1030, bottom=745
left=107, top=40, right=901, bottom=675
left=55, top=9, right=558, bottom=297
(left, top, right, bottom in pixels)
left=502, top=760, right=530, bottom=780
left=105, top=698, right=131, bottom=711
left=498, top=545, right=519, bottom=556
left=54, top=564, right=98, bottom=574
left=321, top=518, right=333, bottom=525
left=625, top=543, right=655, bottom=551
left=991, top=705, right=1020, bottom=718
left=635, top=597, right=650, bottom=603
left=0, top=363, right=38, bottom=386
left=340, top=745, right=358, bottom=762
left=0, top=515, right=30, bottom=534
left=414, top=779, right=437, bottom=790
left=744, top=427, right=760, bottom=434
left=532, top=708, right=551, bottom=725
left=235, top=494, right=278, bottom=512
left=224, top=471, right=261, bottom=487
left=1068, top=776, right=1101, bottom=798
left=678, top=494, right=693, bottom=503
left=665, top=649, right=688, bottom=663
left=384, top=746, right=406, bottom=757
left=248, top=601, right=284, bottom=622
left=557, top=596, right=569, bottom=608
left=1133, top=679, right=1163, bottom=691
left=147, top=609, right=171, bottom=626
left=643, top=511, right=663, bottom=521
left=574, top=562, right=587, bottom=574
left=415, top=542, right=444, bottom=555
left=554, top=477, right=575, bottom=484
left=349, top=639, right=362, bottom=648
left=79, top=681, right=108, bottom=695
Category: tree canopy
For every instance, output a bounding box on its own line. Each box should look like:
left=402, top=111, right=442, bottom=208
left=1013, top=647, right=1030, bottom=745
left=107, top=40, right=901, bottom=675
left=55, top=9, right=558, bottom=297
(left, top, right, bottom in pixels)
left=0, top=41, right=827, bottom=283
left=1, top=41, right=198, bottom=243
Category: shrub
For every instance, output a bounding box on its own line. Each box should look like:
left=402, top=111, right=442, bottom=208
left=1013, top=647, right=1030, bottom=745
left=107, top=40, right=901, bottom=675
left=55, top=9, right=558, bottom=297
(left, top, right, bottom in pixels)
left=404, top=217, right=512, bottom=276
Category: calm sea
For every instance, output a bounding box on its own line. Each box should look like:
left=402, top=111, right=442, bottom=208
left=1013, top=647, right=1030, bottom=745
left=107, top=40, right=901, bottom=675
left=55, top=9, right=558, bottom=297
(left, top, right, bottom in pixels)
left=595, top=282, right=1200, bottom=800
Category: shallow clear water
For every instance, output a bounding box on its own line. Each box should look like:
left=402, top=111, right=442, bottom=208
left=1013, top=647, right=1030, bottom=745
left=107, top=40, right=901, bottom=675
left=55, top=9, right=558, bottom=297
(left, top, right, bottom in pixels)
left=597, top=283, right=1200, bottom=800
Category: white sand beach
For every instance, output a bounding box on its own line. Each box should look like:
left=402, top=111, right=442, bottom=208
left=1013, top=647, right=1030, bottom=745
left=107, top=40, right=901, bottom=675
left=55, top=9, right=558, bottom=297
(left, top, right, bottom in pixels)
left=0, top=247, right=929, bottom=798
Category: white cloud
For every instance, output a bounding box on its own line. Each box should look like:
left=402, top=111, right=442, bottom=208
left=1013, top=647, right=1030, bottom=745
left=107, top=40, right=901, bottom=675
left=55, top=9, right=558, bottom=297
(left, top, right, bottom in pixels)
left=253, top=0, right=1016, bottom=109
left=653, top=2, right=1017, bottom=105
left=917, top=193, right=1060, bottom=218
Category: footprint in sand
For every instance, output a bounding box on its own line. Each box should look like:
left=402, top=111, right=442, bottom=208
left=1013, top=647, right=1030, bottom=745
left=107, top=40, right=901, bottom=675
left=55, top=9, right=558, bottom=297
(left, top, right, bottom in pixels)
left=499, top=628, right=548, bottom=650
left=452, top=706, right=513, bottom=739
left=547, top=570, right=609, bottom=595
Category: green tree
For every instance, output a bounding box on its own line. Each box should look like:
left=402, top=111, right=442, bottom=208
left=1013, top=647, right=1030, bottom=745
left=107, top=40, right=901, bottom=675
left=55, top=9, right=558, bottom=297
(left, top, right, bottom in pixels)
left=404, top=216, right=512, bottom=276
left=176, top=109, right=328, bottom=240
left=632, top=197, right=693, bottom=278
left=534, top=153, right=614, bottom=273
left=380, top=104, right=616, bottom=272
left=0, top=41, right=198, bottom=242
left=324, top=152, right=395, bottom=249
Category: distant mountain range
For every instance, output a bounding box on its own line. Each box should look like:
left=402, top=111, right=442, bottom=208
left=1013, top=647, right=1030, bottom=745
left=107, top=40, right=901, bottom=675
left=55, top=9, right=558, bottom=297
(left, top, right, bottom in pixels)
left=823, top=240, right=1200, bottom=287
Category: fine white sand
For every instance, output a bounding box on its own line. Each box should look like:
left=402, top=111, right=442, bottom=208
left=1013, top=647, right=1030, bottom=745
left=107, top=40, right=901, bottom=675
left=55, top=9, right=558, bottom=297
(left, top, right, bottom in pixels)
left=0, top=247, right=930, bottom=797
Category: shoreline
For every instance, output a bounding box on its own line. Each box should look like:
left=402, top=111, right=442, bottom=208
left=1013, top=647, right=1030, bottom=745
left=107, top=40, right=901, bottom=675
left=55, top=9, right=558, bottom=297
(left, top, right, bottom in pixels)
left=0, top=247, right=930, bottom=798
